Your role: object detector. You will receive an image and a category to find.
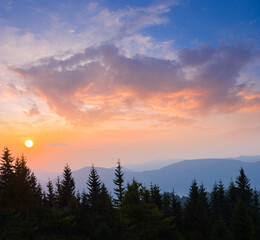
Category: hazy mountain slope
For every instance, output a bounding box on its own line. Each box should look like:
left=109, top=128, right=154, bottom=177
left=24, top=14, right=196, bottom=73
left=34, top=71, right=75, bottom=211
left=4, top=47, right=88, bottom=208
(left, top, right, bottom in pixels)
left=34, top=170, right=59, bottom=191
left=125, top=159, right=179, bottom=171
left=233, top=155, right=260, bottom=162
left=36, top=159, right=260, bottom=196
left=124, top=156, right=260, bottom=172
left=34, top=170, right=59, bottom=180
left=130, top=159, right=260, bottom=195
left=72, top=159, right=260, bottom=196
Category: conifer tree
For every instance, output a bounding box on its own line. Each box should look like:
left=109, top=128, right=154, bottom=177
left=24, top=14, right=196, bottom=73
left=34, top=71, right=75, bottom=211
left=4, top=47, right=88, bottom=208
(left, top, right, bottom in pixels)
left=113, top=159, right=125, bottom=208
left=251, top=189, right=260, bottom=240
left=35, top=182, right=43, bottom=204
left=227, top=179, right=237, bottom=218
left=170, top=190, right=182, bottom=230
left=235, top=168, right=252, bottom=205
left=162, top=192, right=171, bottom=217
left=210, top=183, right=219, bottom=219
left=76, top=190, right=80, bottom=202
left=150, top=184, right=163, bottom=210
left=199, top=184, right=208, bottom=208
left=210, top=217, right=232, bottom=240
left=29, top=172, right=38, bottom=193
left=0, top=147, right=15, bottom=208
left=29, top=172, right=42, bottom=204
left=121, top=180, right=172, bottom=240
left=14, top=154, right=32, bottom=208
left=14, top=154, right=30, bottom=176
left=60, top=164, right=75, bottom=209
left=217, top=180, right=226, bottom=216
left=30, top=172, right=43, bottom=204
left=87, top=165, right=101, bottom=213
left=0, top=147, right=14, bottom=183
left=210, top=181, right=226, bottom=221
left=46, top=179, right=55, bottom=208
left=100, top=183, right=114, bottom=218
left=183, top=180, right=200, bottom=239
left=81, top=190, right=88, bottom=209
left=184, top=180, right=209, bottom=240
left=55, top=176, right=62, bottom=207
left=232, top=199, right=254, bottom=240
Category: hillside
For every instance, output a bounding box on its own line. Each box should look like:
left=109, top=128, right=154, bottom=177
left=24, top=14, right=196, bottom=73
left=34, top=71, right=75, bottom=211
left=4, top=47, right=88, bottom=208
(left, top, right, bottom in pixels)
left=36, top=158, right=260, bottom=195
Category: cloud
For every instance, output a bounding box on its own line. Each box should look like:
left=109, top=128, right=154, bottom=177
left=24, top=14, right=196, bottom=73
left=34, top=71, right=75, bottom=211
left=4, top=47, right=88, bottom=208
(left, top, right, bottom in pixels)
left=148, top=114, right=197, bottom=128
left=179, top=46, right=216, bottom=66
left=0, top=2, right=179, bottom=77
left=0, top=81, right=21, bottom=101
left=46, top=143, right=67, bottom=146
left=2, top=2, right=260, bottom=127
left=24, top=104, right=40, bottom=117
left=0, top=0, right=13, bottom=10
left=80, top=2, right=175, bottom=42
left=181, top=44, right=256, bottom=113
left=11, top=43, right=260, bottom=126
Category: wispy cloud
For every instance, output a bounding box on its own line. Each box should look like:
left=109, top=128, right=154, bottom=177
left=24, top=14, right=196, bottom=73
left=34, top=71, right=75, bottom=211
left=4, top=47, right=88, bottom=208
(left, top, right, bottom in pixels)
left=0, top=2, right=177, bottom=66
left=0, top=0, right=13, bottom=10
left=46, top=143, right=67, bottom=146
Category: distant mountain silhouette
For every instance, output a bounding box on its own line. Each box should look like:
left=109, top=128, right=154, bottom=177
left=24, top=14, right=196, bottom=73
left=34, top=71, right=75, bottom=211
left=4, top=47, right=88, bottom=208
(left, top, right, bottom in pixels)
left=34, top=170, right=59, bottom=190
left=36, top=158, right=260, bottom=196
left=233, top=155, right=260, bottom=162
left=131, top=159, right=260, bottom=195
left=124, top=159, right=179, bottom=171
left=124, top=155, right=260, bottom=171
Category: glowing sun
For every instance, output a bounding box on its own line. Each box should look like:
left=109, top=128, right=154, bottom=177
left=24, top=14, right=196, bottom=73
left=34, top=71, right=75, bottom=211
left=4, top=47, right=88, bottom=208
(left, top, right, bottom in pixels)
left=25, top=140, right=34, bottom=148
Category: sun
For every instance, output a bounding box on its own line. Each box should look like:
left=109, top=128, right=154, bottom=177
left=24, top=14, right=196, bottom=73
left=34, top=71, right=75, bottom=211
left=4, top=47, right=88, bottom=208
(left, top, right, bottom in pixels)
left=25, top=140, right=34, bottom=148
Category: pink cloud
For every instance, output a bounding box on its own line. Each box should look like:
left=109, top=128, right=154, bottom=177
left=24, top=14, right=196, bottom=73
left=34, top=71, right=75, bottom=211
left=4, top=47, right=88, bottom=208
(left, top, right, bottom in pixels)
left=11, top=43, right=260, bottom=125
left=23, top=104, right=40, bottom=117
left=0, top=82, right=21, bottom=101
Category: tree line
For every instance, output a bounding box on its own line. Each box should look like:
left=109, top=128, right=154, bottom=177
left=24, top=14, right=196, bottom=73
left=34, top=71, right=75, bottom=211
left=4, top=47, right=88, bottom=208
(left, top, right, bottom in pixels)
left=0, top=147, right=259, bottom=240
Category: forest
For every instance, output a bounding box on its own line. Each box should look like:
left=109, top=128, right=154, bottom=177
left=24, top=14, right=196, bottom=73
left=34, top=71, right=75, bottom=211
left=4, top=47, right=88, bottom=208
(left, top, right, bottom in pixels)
left=0, top=147, right=259, bottom=240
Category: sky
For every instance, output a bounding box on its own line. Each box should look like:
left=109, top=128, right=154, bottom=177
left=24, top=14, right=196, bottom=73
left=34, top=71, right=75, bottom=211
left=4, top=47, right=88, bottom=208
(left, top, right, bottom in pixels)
left=0, top=0, right=260, bottom=172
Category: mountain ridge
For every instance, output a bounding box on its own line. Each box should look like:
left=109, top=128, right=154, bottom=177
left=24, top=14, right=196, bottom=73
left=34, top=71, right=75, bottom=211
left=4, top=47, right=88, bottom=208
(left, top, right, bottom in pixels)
left=124, top=155, right=260, bottom=172
left=35, top=158, right=260, bottom=196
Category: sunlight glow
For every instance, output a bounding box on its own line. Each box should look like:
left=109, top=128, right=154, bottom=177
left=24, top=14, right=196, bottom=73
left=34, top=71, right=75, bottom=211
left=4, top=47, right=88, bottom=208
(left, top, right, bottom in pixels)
left=25, top=140, right=34, bottom=148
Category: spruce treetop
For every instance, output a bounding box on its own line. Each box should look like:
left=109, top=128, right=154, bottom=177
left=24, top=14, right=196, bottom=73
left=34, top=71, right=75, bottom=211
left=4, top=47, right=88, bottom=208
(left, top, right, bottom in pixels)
left=113, top=159, right=125, bottom=208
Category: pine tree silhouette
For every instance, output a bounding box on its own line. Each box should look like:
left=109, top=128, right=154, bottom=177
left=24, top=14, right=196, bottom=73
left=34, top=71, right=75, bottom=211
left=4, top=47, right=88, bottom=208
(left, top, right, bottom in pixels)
left=232, top=199, right=254, bottom=240
left=251, top=189, right=260, bottom=240
left=0, top=147, right=15, bottom=208
left=60, top=164, right=75, bottom=209
left=235, top=168, right=252, bottom=205
left=184, top=180, right=209, bottom=240
left=14, top=154, right=34, bottom=208
left=113, top=159, right=125, bottom=208
left=55, top=176, right=62, bottom=207
left=171, top=190, right=182, bottom=230
left=150, top=184, right=163, bottom=210
left=87, top=165, right=101, bottom=213
left=210, top=181, right=226, bottom=220
left=46, top=179, right=55, bottom=208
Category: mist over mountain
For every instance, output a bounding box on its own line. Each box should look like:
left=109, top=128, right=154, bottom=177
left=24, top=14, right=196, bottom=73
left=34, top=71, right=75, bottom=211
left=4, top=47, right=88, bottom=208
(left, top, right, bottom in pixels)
left=131, top=159, right=260, bottom=195
left=124, top=155, right=260, bottom=171
left=124, top=159, right=179, bottom=171
left=33, top=170, right=59, bottom=191
left=233, top=155, right=260, bottom=162
left=36, top=158, right=260, bottom=196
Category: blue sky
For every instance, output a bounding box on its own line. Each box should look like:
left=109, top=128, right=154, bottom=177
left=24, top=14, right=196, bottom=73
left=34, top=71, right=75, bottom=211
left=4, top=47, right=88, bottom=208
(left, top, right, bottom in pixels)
left=1, top=0, right=259, bottom=48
